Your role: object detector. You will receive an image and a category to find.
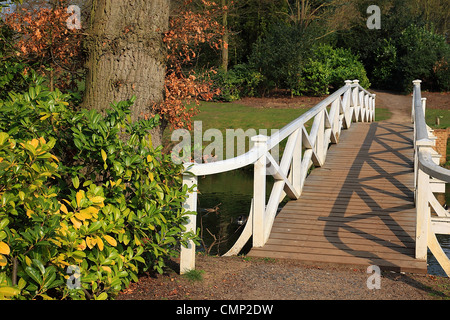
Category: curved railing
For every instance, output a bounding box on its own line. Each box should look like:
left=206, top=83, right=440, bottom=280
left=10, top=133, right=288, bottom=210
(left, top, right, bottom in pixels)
left=412, top=80, right=450, bottom=276
left=179, top=80, right=376, bottom=273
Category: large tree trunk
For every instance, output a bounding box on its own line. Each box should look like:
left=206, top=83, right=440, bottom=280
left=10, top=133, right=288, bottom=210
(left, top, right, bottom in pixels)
left=84, top=0, right=170, bottom=146
left=221, top=0, right=228, bottom=72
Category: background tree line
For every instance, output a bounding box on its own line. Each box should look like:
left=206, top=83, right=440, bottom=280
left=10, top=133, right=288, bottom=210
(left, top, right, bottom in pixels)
left=194, top=0, right=449, bottom=98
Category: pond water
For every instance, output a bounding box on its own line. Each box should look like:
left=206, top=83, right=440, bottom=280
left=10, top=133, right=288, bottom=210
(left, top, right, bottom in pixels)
left=195, top=168, right=256, bottom=256
left=197, top=170, right=450, bottom=276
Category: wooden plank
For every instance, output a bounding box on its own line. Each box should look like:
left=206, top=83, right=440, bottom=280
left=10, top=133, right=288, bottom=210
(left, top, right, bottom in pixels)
left=248, top=121, right=427, bottom=274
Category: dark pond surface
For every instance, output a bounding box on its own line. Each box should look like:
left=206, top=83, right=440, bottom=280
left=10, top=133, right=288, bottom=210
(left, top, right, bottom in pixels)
left=197, top=170, right=450, bottom=276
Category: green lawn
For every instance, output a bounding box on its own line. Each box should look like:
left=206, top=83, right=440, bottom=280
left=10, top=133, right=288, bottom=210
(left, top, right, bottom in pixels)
left=163, top=102, right=310, bottom=149
left=426, top=108, right=450, bottom=129
left=375, top=108, right=392, bottom=122
left=163, top=101, right=398, bottom=159
left=192, top=102, right=310, bottom=132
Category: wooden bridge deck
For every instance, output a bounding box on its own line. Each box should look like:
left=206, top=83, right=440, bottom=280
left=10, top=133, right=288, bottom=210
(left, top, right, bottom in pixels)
left=249, top=121, right=428, bottom=274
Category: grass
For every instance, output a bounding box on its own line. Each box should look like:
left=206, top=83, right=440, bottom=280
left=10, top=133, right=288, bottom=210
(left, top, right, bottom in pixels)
left=164, top=101, right=399, bottom=159
left=426, top=109, right=450, bottom=129
left=182, top=269, right=205, bottom=282
left=192, top=101, right=309, bottom=132
left=163, top=101, right=310, bottom=158
left=375, top=107, right=392, bottom=122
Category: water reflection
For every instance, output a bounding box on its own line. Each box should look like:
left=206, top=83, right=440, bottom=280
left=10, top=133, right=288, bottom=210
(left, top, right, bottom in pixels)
left=196, top=169, right=254, bottom=255
left=427, top=235, right=450, bottom=277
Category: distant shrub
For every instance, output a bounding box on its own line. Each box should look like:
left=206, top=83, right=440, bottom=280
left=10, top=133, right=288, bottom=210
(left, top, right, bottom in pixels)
left=396, top=25, right=450, bottom=92
left=292, top=45, right=370, bottom=96
left=249, top=23, right=313, bottom=93
left=371, top=38, right=398, bottom=89
left=210, top=64, right=265, bottom=101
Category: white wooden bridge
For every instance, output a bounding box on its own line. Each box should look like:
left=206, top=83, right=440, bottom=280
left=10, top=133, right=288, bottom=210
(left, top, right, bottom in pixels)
left=180, top=80, right=450, bottom=276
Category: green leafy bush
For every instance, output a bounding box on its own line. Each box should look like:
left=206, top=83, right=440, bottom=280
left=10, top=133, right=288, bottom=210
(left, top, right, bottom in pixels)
left=397, top=25, right=450, bottom=92
left=291, top=45, right=370, bottom=96
left=249, top=26, right=370, bottom=97
left=249, top=23, right=313, bottom=93
left=295, top=58, right=331, bottom=96
left=210, top=64, right=265, bottom=101
left=0, top=78, right=197, bottom=300
left=309, top=45, right=370, bottom=92
left=371, top=38, right=398, bottom=89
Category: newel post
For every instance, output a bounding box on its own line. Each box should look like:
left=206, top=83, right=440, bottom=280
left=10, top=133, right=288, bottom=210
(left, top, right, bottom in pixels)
left=412, top=79, right=421, bottom=124
left=415, top=160, right=429, bottom=260
left=251, top=135, right=268, bottom=247
left=372, top=94, right=376, bottom=122
left=412, top=79, right=429, bottom=261
left=180, top=174, right=198, bottom=274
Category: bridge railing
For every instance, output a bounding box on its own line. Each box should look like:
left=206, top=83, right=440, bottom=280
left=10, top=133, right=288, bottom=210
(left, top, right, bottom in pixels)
left=179, top=80, right=376, bottom=273
left=412, top=80, right=450, bottom=276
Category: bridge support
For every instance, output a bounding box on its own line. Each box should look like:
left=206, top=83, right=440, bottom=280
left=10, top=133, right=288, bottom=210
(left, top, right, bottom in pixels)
left=180, top=174, right=198, bottom=274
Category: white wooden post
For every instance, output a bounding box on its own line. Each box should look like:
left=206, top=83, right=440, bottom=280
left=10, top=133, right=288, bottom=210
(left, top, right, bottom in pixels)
left=412, top=79, right=421, bottom=124
left=330, top=98, right=340, bottom=143
left=251, top=135, right=267, bottom=247
left=352, top=80, right=359, bottom=122
left=415, top=156, right=429, bottom=260
left=316, top=110, right=325, bottom=165
left=342, top=80, right=352, bottom=129
left=372, top=94, right=376, bottom=122
left=180, top=174, right=198, bottom=274
left=292, top=129, right=302, bottom=195
left=421, top=97, right=427, bottom=116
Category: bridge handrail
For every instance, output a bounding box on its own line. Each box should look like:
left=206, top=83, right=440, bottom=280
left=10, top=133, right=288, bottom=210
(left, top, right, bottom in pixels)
left=183, top=85, right=351, bottom=177
left=412, top=80, right=450, bottom=276
left=180, top=79, right=376, bottom=273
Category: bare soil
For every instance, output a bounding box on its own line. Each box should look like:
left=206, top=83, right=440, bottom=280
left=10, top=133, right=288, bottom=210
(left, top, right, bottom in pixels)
left=117, top=90, right=450, bottom=301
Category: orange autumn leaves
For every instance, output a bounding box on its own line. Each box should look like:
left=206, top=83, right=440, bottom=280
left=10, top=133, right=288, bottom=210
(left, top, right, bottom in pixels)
left=155, top=0, right=226, bottom=130
left=3, top=4, right=83, bottom=90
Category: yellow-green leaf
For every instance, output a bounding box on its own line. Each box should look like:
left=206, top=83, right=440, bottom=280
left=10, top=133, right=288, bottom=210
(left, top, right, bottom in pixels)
left=96, top=236, right=104, bottom=251
left=77, top=239, right=86, bottom=251
left=101, top=266, right=112, bottom=273
left=86, top=236, right=96, bottom=249
left=134, top=234, right=141, bottom=246
left=72, top=176, right=80, bottom=189
left=0, top=132, right=9, bottom=145
left=70, top=217, right=82, bottom=229
left=101, top=149, right=107, bottom=162
left=0, top=241, right=10, bottom=255
left=76, top=190, right=84, bottom=207
left=103, top=235, right=117, bottom=247
left=0, top=254, right=6, bottom=267
left=89, top=196, right=104, bottom=204
left=96, top=292, right=108, bottom=300
left=0, top=286, right=20, bottom=297
left=60, top=203, right=69, bottom=214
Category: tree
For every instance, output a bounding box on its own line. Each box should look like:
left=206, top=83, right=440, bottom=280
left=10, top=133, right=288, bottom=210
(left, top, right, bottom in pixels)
left=83, top=0, right=170, bottom=147
left=84, top=0, right=224, bottom=147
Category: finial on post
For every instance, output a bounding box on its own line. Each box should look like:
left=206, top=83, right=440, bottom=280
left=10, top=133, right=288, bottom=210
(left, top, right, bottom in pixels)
left=345, top=80, right=352, bottom=86
left=412, top=79, right=422, bottom=87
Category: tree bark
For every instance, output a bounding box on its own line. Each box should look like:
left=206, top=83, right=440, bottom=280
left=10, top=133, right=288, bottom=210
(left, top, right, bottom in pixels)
left=221, top=0, right=228, bottom=72
left=83, top=0, right=170, bottom=147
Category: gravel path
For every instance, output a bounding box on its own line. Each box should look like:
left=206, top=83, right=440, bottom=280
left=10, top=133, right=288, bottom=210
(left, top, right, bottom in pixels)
left=117, top=255, right=449, bottom=300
